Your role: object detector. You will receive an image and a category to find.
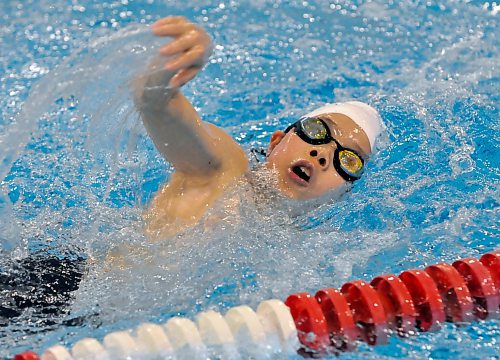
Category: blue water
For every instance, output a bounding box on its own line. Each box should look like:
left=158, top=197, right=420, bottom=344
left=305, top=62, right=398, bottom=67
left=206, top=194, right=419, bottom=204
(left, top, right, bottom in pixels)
left=0, top=0, right=498, bottom=359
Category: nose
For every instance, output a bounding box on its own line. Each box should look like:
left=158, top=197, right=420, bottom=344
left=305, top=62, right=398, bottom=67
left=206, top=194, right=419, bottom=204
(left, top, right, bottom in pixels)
left=309, top=149, right=329, bottom=169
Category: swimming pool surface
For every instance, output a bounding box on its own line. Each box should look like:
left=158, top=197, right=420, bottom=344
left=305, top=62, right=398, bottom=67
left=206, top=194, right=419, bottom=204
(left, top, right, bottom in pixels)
left=0, top=0, right=498, bottom=359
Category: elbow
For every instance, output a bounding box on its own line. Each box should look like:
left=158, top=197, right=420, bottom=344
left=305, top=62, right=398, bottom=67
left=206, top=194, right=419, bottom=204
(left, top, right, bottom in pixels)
left=207, top=158, right=223, bottom=172
left=182, top=157, right=223, bottom=176
left=174, top=159, right=222, bottom=179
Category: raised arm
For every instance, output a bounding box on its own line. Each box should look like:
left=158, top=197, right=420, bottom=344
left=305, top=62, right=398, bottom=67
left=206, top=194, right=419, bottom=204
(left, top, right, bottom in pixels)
left=134, top=16, right=246, bottom=176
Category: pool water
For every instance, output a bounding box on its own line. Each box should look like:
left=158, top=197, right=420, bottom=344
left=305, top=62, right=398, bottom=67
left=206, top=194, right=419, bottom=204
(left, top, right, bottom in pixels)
left=0, top=0, right=498, bottom=359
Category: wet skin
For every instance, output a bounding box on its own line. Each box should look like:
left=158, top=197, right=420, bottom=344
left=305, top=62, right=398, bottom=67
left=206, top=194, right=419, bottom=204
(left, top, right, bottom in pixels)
left=137, top=16, right=373, bottom=238
left=266, top=113, right=372, bottom=200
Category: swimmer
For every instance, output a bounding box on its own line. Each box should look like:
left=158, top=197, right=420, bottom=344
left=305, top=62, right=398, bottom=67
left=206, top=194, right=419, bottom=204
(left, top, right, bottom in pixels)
left=134, top=16, right=383, bottom=239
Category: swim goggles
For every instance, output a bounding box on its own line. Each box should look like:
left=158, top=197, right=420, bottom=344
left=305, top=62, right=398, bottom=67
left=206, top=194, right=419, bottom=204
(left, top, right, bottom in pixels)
left=284, top=117, right=365, bottom=182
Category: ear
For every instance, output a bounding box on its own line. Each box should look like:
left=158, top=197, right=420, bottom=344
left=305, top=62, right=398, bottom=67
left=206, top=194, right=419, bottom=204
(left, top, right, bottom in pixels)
left=267, top=130, right=286, bottom=156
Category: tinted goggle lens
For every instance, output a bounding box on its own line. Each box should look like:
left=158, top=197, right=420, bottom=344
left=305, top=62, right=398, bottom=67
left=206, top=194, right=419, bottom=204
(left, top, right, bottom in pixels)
left=300, top=118, right=329, bottom=141
left=339, top=149, right=364, bottom=178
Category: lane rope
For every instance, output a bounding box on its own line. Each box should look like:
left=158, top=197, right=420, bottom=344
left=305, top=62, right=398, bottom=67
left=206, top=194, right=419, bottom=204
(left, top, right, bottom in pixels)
left=13, top=251, right=499, bottom=359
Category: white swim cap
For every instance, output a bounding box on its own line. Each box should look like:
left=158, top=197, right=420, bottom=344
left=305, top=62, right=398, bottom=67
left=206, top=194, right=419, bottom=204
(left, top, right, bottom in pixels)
left=303, top=101, right=384, bottom=152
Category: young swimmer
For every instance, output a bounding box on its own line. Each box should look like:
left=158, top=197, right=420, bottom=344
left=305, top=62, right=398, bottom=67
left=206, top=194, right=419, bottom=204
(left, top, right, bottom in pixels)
left=134, top=16, right=383, bottom=239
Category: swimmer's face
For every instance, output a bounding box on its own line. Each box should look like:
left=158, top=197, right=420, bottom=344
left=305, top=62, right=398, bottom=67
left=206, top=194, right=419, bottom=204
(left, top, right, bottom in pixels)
left=265, top=113, right=371, bottom=200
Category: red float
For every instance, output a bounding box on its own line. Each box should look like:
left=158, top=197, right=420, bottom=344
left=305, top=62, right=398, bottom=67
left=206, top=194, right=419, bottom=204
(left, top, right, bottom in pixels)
left=399, top=269, right=445, bottom=332
left=425, top=263, right=475, bottom=323
left=371, top=274, right=417, bottom=336
left=340, top=280, right=388, bottom=345
left=453, top=258, right=499, bottom=320
left=285, top=292, right=331, bottom=353
left=315, top=288, right=358, bottom=350
left=13, top=352, right=40, bottom=360
left=480, top=251, right=500, bottom=297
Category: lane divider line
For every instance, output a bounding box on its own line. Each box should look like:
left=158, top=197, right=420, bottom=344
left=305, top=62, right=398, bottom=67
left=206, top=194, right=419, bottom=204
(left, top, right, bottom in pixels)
left=13, top=250, right=499, bottom=359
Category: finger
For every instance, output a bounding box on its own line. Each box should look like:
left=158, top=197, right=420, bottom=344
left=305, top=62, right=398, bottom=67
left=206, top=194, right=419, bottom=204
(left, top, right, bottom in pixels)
left=159, top=31, right=198, bottom=56
left=169, top=67, right=200, bottom=88
left=152, top=16, right=186, bottom=28
left=165, top=46, right=205, bottom=71
left=152, top=23, right=194, bottom=37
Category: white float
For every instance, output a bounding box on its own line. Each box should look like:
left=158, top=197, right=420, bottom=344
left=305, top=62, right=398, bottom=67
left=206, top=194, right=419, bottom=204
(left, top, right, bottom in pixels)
left=197, top=310, right=235, bottom=345
left=103, top=331, right=141, bottom=359
left=225, top=305, right=270, bottom=357
left=197, top=310, right=240, bottom=359
left=225, top=305, right=266, bottom=344
left=135, top=323, right=173, bottom=356
left=257, top=299, right=299, bottom=353
left=163, top=317, right=207, bottom=359
left=41, top=346, right=73, bottom=360
left=71, top=338, right=109, bottom=360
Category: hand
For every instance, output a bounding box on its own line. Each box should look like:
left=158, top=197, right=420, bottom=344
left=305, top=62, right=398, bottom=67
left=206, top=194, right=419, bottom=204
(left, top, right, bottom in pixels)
left=151, top=16, right=213, bottom=88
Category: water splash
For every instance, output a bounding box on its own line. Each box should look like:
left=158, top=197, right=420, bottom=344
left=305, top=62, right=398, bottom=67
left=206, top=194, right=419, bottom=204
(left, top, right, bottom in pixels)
left=0, top=0, right=498, bottom=358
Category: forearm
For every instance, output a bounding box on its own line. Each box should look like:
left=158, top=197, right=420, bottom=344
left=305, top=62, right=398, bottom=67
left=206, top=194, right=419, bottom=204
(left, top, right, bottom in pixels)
left=134, top=56, right=178, bottom=110
left=134, top=17, right=245, bottom=177
left=135, top=75, right=222, bottom=174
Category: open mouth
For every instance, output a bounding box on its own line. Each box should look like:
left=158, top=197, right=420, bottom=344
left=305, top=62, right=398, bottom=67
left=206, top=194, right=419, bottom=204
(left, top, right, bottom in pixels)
left=287, top=161, right=314, bottom=186
left=292, top=165, right=311, bottom=182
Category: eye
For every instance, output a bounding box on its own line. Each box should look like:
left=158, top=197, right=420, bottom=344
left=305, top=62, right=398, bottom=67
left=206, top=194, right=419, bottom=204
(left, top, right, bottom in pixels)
left=339, top=150, right=363, bottom=176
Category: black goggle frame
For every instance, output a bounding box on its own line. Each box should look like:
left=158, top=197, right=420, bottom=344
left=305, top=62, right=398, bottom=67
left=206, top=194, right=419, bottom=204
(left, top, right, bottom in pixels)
left=284, top=117, right=365, bottom=182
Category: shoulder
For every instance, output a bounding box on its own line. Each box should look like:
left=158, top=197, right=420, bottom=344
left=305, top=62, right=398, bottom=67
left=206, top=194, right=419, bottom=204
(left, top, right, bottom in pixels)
left=205, top=123, right=249, bottom=177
